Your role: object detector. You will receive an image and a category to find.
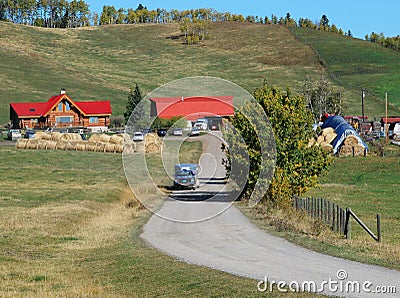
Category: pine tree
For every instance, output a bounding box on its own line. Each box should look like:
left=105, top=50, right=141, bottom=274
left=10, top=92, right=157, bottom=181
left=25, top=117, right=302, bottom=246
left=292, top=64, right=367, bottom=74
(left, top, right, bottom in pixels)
left=124, top=83, right=144, bottom=125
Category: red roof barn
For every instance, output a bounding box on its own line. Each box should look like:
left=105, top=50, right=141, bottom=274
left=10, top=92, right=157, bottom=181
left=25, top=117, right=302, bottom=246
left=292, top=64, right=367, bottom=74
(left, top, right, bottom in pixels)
left=10, top=89, right=112, bottom=129
left=149, top=96, right=234, bottom=120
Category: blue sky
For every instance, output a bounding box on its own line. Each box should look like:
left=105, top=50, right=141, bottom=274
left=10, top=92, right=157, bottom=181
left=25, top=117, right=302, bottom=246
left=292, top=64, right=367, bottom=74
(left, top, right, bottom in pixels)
left=86, top=1, right=399, bottom=38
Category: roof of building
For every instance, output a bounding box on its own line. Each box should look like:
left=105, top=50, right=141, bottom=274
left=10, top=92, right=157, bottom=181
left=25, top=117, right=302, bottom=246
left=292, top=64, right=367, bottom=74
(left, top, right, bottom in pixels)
left=149, top=96, right=234, bottom=120
left=10, top=94, right=112, bottom=118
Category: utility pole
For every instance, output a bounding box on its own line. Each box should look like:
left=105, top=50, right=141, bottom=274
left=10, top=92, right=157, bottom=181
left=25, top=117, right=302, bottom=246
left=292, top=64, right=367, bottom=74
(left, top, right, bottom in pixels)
left=385, top=92, right=389, bottom=145
left=361, top=89, right=365, bottom=122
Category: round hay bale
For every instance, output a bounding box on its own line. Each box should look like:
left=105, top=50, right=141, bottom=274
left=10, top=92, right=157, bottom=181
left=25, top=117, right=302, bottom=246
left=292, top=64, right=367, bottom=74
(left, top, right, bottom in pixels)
left=145, top=141, right=161, bottom=154
left=339, top=145, right=353, bottom=157
left=121, top=133, right=131, bottom=143
left=51, top=132, right=62, bottom=141
left=99, top=134, right=111, bottom=143
left=95, top=142, right=106, bottom=152
left=353, top=144, right=366, bottom=156
left=85, top=141, right=97, bottom=152
left=75, top=141, right=86, bottom=151
left=123, top=142, right=136, bottom=154
left=110, top=135, right=123, bottom=144
left=344, top=135, right=359, bottom=147
left=324, top=132, right=337, bottom=144
left=35, top=131, right=51, bottom=140
left=66, top=141, right=77, bottom=151
left=16, top=138, right=28, bottom=149
left=321, top=143, right=333, bottom=153
left=38, top=140, right=48, bottom=150
left=144, top=133, right=158, bottom=145
left=115, top=143, right=123, bottom=153
left=104, top=143, right=116, bottom=153
left=316, top=135, right=325, bottom=145
left=46, top=140, right=57, bottom=150
left=56, top=141, right=67, bottom=150
left=321, top=127, right=335, bottom=136
left=61, top=133, right=82, bottom=142
left=89, top=133, right=102, bottom=143
left=27, top=139, right=39, bottom=149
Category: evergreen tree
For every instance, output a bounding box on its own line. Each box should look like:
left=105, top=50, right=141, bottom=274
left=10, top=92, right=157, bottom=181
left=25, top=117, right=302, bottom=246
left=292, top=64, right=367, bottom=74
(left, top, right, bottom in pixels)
left=124, top=83, right=144, bottom=125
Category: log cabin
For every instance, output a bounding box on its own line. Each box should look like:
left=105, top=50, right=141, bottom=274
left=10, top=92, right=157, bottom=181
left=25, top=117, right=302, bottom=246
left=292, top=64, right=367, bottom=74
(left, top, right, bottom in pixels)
left=10, top=89, right=112, bottom=130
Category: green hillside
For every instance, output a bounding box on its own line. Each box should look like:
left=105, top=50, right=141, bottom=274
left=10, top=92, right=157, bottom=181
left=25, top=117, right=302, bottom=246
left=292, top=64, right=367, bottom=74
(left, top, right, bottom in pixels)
left=292, top=28, right=400, bottom=117
left=1, top=21, right=399, bottom=125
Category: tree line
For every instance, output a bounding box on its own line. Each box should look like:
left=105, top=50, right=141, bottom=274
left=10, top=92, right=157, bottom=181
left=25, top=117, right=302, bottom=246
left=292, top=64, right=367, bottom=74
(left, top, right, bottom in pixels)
left=365, top=32, right=400, bottom=52
left=0, top=1, right=346, bottom=34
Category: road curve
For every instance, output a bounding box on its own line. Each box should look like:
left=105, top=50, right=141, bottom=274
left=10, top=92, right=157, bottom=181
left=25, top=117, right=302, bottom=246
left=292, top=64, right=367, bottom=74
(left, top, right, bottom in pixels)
left=141, top=132, right=400, bottom=297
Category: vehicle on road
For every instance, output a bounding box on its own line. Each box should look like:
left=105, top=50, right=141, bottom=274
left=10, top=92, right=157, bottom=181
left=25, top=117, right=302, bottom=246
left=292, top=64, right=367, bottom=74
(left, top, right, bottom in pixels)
left=174, top=163, right=199, bottom=190
left=133, top=131, right=144, bottom=142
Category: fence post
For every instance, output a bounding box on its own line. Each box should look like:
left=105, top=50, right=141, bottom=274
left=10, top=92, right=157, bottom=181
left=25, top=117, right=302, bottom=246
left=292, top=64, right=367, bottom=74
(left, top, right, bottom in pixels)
left=345, top=207, right=351, bottom=239
left=332, top=203, right=336, bottom=231
left=336, top=205, right=340, bottom=233
left=377, top=214, right=381, bottom=242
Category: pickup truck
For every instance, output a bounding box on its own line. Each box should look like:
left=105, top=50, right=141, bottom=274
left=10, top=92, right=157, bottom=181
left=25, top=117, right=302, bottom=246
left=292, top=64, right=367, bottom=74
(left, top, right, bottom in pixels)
left=174, top=163, right=199, bottom=190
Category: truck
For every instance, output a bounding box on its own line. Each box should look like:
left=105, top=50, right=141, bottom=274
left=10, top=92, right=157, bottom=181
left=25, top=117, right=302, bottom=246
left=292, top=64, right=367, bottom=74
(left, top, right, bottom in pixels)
left=174, top=163, right=199, bottom=190
left=194, top=118, right=208, bottom=131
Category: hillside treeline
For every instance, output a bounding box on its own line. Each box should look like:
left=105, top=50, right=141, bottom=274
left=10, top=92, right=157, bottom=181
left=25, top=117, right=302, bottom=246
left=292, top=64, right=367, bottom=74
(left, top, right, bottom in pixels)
left=365, top=32, right=400, bottom=52
left=0, top=1, right=345, bottom=33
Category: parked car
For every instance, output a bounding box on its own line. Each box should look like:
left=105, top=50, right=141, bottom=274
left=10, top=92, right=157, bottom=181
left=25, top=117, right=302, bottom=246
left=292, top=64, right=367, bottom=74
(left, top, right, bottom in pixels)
left=133, top=131, right=144, bottom=142
left=7, top=129, right=22, bottom=141
left=173, top=128, right=183, bottom=136
left=194, top=118, right=208, bottom=131
left=142, top=128, right=151, bottom=135
left=189, top=127, right=200, bottom=137
left=157, top=128, right=167, bottom=137
left=24, top=130, right=36, bottom=139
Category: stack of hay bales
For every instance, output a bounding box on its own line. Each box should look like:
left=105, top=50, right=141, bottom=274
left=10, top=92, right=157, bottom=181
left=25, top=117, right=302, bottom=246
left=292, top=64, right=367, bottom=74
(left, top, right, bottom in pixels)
left=144, top=133, right=163, bottom=154
left=16, top=132, right=137, bottom=154
left=308, top=127, right=336, bottom=153
left=339, top=135, right=365, bottom=157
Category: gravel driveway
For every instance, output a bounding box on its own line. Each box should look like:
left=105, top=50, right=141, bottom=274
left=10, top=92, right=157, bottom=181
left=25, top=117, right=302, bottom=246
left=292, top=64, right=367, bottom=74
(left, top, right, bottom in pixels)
left=141, top=132, right=399, bottom=297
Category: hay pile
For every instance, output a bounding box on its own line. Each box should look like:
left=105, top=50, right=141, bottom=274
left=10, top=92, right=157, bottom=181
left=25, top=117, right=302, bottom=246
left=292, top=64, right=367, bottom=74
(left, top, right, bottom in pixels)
left=16, top=132, right=136, bottom=154
left=308, top=127, right=336, bottom=153
left=338, top=135, right=366, bottom=157
left=144, top=133, right=163, bottom=154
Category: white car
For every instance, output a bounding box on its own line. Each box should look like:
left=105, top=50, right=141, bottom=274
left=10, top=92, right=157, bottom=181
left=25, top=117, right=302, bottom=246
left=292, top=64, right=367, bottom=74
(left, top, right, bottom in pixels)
left=133, top=132, right=144, bottom=142
left=8, top=129, right=22, bottom=141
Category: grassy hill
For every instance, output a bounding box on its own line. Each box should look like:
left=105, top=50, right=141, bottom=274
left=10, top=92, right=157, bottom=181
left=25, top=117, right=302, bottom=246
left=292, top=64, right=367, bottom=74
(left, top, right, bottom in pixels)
left=1, top=21, right=399, bottom=125
left=292, top=28, right=400, bottom=117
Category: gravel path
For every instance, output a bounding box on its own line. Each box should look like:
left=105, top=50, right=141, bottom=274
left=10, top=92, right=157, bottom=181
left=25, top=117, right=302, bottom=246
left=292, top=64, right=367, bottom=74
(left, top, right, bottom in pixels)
left=141, top=132, right=399, bottom=297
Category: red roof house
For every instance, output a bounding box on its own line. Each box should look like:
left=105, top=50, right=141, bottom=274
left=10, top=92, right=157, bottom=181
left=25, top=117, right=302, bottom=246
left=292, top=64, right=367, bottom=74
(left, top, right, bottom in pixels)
left=149, top=96, right=234, bottom=121
left=10, top=89, right=112, bottom=129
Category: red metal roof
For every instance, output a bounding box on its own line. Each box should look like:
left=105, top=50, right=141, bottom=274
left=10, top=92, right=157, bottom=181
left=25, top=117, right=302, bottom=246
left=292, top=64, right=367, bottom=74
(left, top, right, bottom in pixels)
left=10, top=94, right=112, bottom=117
left=150, top=96, right=234, bottom=120
left=381, top=117, right=400, bottom=124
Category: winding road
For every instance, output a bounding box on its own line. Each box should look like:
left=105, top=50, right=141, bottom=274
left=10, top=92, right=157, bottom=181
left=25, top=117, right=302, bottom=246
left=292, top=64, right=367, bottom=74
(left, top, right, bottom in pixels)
left=141, top=132, right=399, bottom=297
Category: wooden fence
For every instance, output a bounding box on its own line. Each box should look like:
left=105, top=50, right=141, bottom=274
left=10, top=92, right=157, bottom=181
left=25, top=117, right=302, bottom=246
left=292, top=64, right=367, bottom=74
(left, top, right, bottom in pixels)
left=293, top=196, right=381, bottom=241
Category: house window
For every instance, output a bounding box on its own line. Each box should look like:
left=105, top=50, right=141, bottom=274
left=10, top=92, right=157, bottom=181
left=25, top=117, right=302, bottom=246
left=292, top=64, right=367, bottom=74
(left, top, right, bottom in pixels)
left=56, top=116, right=73, bottom=124
left=31, top=119, right=38, bottom=123
left=66, top=102, right=70, bottom=111
left=89, top=117, right=98, bottom=124
left=58, top=102, right=63, bottom=111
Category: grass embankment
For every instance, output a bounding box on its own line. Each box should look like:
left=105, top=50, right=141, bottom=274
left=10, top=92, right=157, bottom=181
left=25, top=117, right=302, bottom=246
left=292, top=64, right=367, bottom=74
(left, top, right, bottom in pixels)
left=239, top=146, right=400, bottom=270
left=291, top=27, right=400, bottom=117
left=1, top=143, right=317, bottom=297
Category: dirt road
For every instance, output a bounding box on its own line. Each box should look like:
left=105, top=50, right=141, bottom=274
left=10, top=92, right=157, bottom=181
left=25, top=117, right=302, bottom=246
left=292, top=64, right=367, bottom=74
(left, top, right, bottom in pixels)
left=141, top=132, right=399, bottom=297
